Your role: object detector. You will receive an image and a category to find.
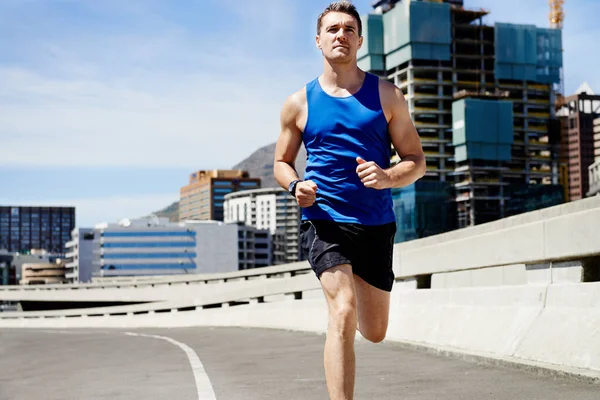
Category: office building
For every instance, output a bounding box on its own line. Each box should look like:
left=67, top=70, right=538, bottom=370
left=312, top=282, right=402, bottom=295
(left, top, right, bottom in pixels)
left=93, top=217, right=238, bottom=277
left=224, top=188, right=301, bottom=263
left=557, top=85, right=600, bottom=200
left=179, top=170, right=260, bottom=222
left=236, top=223, right=286, bottom=270
left=64, top=228, right=95, bottom=283
left=358, top=0, right=563, bottom=230
left=0, top=206, right=75, bottom=255
left=587, top=117, right=600, bottom=197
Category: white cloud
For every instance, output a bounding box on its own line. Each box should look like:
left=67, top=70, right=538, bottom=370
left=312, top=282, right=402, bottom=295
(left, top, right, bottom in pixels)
left=0, top=1, right=320, bottom=169
left=0, top=63, right=315, bottom=168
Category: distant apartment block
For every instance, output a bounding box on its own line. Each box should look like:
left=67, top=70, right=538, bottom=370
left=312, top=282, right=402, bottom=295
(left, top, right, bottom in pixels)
left=595, top=117, right=600, bottom=162
left=64, top=228, right=95, bottom=283
left=224, top=188, right=301, bottom=264
left=179, top=170, right=260, bottom=222
left=587, top=117, right=600, bottom=197
left=559, top=87, right=600, bottom=200
left=0, top=249, right=57, bottom=285
left=0, top=206, right=75, bottom=255
left=20, top=260, right=68, bottom=285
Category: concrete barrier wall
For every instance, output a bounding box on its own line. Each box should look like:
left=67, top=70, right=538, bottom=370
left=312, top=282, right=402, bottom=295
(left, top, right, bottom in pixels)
left=513, top=283, right=600, bottom=371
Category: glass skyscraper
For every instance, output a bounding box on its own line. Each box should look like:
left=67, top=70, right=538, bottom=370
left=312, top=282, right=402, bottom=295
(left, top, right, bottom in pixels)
left=0, top=206, right=75, bottom=255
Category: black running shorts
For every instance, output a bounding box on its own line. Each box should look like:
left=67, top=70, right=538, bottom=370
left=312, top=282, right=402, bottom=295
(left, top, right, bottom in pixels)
left=300, top=219, right=397, bottom=292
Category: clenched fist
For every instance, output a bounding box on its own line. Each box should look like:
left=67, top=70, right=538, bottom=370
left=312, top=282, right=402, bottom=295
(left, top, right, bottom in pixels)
left=295, top=180, right=318, bottom=208
left=356, top=157, right=392, bottom=190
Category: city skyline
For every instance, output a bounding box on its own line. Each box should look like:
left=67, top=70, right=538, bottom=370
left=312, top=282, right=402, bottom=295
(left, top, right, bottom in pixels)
left=1, top=0, right=599, bottom=227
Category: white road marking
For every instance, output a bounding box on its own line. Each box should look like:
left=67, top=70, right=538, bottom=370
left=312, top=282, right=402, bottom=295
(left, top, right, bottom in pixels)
left=125, top=332, right=217, bottom=400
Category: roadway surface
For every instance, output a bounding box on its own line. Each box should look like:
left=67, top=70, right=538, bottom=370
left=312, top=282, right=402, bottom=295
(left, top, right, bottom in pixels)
left=0, top=327, right=598, bottom=400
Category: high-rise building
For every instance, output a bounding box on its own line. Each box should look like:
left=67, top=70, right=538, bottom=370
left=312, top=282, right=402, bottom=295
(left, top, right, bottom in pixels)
left=358, top=0, right=564, bottom=229
left=179, top=170, right=260, bottom=222
left=64, top=228, right=95, bottom=283
left=224, top=188, right=301, bottom=264
left=587, top=117, right=600, bottom=197
left=0, top=206, right=75, bottom=255
left=557, top=86, right=600, bottom=200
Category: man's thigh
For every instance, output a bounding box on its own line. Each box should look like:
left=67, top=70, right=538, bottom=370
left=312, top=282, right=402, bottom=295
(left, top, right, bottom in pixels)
left=319, top=264, right=356, bottom=308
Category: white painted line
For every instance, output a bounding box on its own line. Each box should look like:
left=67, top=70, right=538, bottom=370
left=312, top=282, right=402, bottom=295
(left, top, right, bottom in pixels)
left=125, top=332, right=217, bottom=400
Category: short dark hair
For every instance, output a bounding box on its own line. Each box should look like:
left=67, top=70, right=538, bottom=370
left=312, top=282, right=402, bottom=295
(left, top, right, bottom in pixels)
left=317, top=1, right=362, bottom=37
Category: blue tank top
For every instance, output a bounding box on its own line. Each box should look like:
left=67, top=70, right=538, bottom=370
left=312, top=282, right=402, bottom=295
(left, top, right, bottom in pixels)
left=301, top=72, right=396, bottom=226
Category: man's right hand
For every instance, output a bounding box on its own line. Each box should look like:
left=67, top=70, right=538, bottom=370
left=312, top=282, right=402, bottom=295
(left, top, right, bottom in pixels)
left=295, top=180, right=318, bottom=208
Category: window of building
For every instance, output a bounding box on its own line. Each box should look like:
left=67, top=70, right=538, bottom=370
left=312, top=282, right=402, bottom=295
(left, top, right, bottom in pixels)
left=213, top=181, right=233, bottom=187
left=240, top=182, right=259, bottom=187
left=569, top=118, right=578, bottom=130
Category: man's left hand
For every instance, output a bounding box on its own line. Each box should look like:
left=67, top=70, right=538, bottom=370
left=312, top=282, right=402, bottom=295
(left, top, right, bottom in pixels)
left=356, top=157, right=392, bottom=190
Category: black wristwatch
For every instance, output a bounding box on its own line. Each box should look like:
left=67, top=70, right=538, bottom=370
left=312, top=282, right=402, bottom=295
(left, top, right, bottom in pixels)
left=288, top=179, right=302, bottom=196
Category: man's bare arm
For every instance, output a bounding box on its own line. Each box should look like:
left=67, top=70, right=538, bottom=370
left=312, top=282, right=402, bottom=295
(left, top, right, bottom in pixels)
left=274, top=90, right=318, bottom=207
left=355, top=82, right=425, bottom=190
left=384, top=83, right=426, bottom=188
left=274, top=91, right=304, bottom=189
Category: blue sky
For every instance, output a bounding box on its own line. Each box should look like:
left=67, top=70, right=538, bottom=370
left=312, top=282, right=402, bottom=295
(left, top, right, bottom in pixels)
left=1, top=0, right=598, bottom=227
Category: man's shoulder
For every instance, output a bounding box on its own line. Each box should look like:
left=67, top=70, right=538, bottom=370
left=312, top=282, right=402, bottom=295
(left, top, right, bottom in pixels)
left=375, top=77, right=400, bottom=96
left=282, top=87, right=308, bottom=114
left=376, top=77, right=406, bottom=107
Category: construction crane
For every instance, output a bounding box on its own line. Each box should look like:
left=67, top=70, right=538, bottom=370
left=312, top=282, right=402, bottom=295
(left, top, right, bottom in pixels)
left=549, top=0, right=565, bottom=29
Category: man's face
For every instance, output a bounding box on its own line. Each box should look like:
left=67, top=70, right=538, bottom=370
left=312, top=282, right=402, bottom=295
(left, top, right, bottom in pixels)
left=317, top=12, right=363, bottom=62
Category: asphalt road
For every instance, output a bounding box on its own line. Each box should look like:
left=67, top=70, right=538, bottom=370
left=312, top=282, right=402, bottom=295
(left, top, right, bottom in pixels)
left=0, top=327, right=598, bottom=400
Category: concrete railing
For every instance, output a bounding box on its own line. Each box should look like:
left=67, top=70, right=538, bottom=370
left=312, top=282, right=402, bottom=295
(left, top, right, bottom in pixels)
left=0, top=262, right=310, bottom=293
left=393, top=196, right=600, bottom=288
left=1, top=197, right=599, bottom=377
left=0, top=274, right=318, bottom=320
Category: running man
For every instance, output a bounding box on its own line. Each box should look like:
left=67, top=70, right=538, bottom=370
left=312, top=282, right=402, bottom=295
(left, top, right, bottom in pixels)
left=273, top=1, right=425, bottom=399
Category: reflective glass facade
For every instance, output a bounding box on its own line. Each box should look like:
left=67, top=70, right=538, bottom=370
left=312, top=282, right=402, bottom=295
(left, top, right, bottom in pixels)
left=505, top=184, right=564, bottom=217
left=392, top=181, right=456, bottom=243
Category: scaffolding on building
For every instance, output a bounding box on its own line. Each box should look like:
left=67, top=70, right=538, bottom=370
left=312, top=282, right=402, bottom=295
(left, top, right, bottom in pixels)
left=362, top=0, right=562, bottom=228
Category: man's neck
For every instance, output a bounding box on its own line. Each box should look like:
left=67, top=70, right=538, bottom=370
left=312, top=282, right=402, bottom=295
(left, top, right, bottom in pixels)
left=321, top=60, right=364, bottom=90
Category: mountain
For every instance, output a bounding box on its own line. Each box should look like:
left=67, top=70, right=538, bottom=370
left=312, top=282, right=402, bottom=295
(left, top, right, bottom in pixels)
left=153, top=200, right=180, bottom=222
left=151, top=142, right=306, bottom=220
left=232, top=142, right=306, bottom=188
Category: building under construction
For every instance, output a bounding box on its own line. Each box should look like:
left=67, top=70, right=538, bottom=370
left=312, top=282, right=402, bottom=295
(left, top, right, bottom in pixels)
left=359, top=0, right=564, bottom=230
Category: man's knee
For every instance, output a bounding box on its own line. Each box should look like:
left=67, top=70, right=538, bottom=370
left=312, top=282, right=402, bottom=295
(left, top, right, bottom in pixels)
left=359, top=321, right=388, bottom=343
left=328, top=300, right=358, bottom=335
left=363, top=329, right=386, bottom=344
